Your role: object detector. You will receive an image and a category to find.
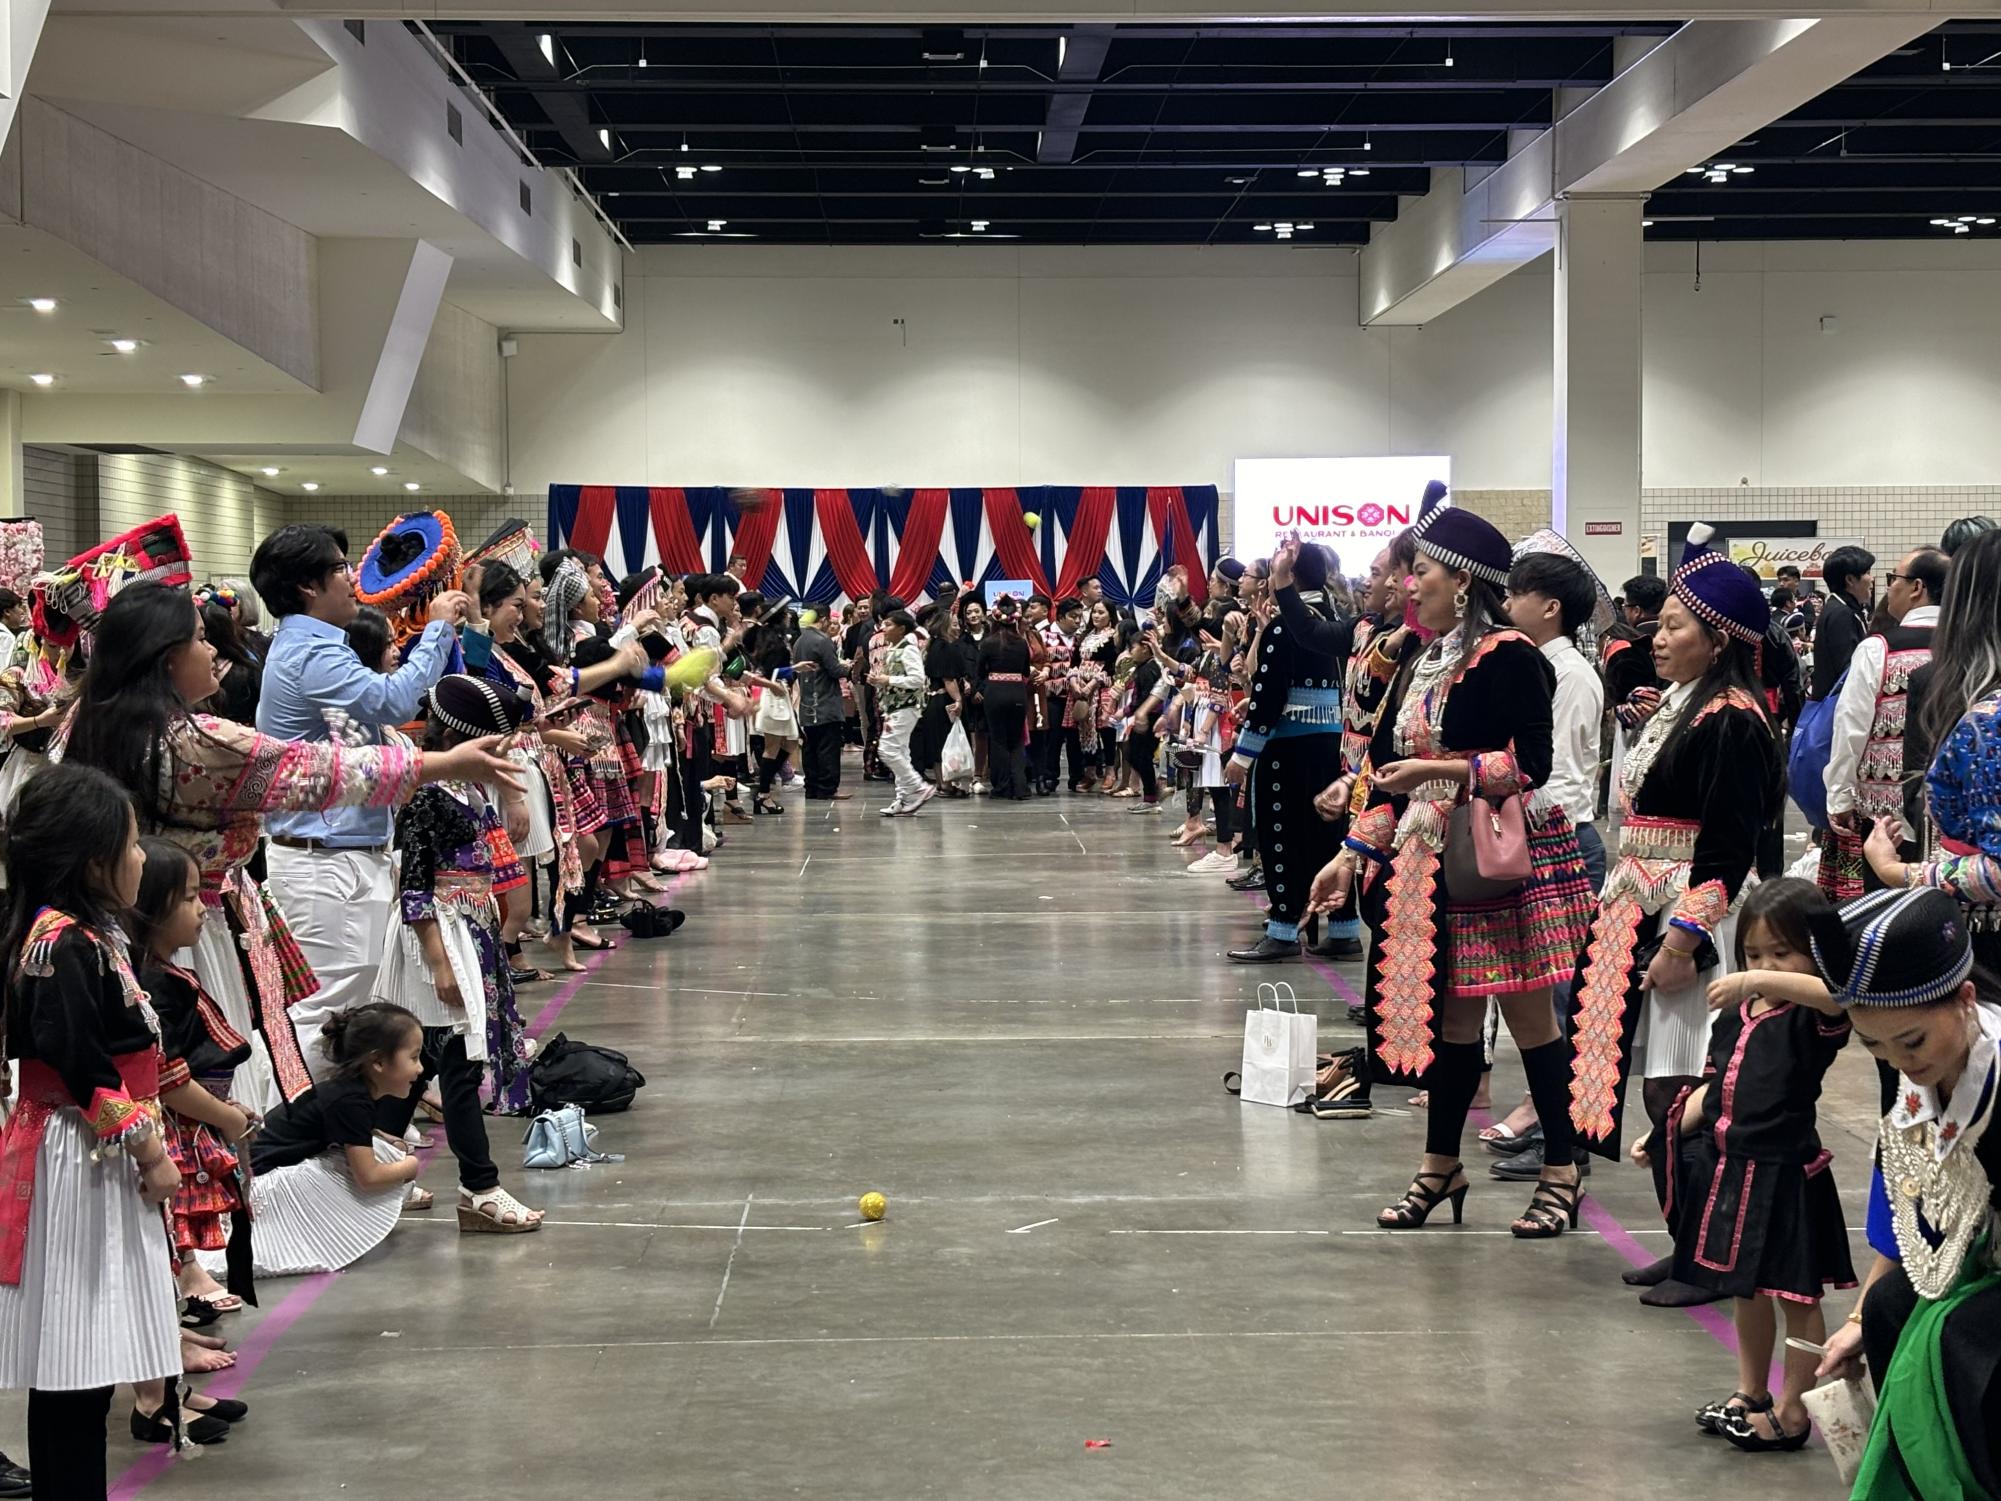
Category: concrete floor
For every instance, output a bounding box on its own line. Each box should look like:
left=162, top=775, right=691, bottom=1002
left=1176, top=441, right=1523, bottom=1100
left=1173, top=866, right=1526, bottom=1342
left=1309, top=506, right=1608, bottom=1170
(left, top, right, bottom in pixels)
left=44, top=774, right=1873, bottom=1498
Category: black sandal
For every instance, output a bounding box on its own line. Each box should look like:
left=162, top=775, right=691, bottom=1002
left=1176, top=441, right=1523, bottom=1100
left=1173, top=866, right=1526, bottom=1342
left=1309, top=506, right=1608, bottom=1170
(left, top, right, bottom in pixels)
left=568, top=931, right=617, bottom=952
left=1721, top=1408, right=1811, bottom=1452
left=1511, top=1176, right=1584, bottom=1238
left=1697, top=1390, right=1773, bottom=1435
left=1377, top=1166, right=1469, bottom=1229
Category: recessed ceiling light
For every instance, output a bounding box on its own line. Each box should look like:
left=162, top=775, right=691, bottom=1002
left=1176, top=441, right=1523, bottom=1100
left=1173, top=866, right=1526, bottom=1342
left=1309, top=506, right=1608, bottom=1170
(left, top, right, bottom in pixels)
left=301, top=481, right=320, bottom=492
left=260, top=466, right=281, bottom=477
left=28, top=373, right=55, bottom=387
left=371, top=466, right=390, bottom=476
left=26, top=298, right=57, bottom=313
left=404, top=481, right=421, bottom=492
left=109, top=338, right=140, bottom=353
left=178, top=373, right=207, bottom=388
left=700, top=164, right=722, bottom=173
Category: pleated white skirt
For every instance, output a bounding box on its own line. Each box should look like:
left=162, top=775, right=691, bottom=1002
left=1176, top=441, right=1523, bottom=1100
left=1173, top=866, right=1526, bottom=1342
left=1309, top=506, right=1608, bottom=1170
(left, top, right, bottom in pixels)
left=515, top=753, right=556, bottom=862
left=0, top=1111, right=182, bottom=1390
left=195, top=1137, right=404, bottom=1280
left=183, top=920, right=281, bottom=1114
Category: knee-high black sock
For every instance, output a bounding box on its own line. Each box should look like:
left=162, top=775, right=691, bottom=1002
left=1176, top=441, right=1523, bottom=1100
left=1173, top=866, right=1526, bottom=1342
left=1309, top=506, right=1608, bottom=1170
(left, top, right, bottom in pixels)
left=1519, top=1039, right=1578, bottom=1168
left=757, top=755, right=780, bottom=794
left=1422, top=1039, right=1485, bottom=1160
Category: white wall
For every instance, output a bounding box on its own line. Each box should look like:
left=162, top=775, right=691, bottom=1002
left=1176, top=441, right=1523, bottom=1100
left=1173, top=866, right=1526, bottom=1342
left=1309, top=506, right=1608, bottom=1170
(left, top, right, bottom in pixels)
left=507, top=240, right=2001, bottom=503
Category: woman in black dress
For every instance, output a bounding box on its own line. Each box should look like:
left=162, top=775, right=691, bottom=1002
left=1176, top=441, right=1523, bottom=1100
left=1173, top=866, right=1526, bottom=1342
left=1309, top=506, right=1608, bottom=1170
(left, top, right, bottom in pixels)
left=977, top=602, right=1033, bottom=801
left=956, top=598, right=990, bottom=789
left=912, top=605, right=966, bottom=792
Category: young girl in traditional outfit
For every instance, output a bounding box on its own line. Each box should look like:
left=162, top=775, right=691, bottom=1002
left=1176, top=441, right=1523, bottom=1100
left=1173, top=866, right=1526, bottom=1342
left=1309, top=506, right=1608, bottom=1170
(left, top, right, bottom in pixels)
left=128, top=836, right=257, bottom=1446
left=1809, top=886, right=2001, bottom=1496
left=201, top=1003, right=424, bottom=1278
left=1641, top=877, right=1855, bottom=1451
left=0, top=764, right=182, bottom=1498
left=372, top=675, right=545, bottom=1230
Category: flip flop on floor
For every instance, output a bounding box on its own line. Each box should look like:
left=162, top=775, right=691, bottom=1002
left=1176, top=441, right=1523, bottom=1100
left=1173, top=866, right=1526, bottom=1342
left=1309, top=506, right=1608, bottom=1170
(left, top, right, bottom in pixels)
left=1222, top=1072, right=1242, bottom=1096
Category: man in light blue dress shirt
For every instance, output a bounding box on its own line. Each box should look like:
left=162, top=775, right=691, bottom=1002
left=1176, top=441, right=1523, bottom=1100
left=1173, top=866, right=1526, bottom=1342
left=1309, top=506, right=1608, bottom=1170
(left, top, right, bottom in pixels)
left=253, top=524, right=469, bottom=1079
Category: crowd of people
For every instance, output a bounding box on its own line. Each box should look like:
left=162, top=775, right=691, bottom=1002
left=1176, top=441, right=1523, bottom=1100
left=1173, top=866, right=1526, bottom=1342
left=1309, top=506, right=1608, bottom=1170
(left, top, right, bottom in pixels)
left=0, top=493, right=1995, bottom=1498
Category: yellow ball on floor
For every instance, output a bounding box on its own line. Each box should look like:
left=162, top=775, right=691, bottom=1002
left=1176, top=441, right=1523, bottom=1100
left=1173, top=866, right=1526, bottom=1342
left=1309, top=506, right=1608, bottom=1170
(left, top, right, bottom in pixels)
left=859, top=1192, right=887, bottom=1222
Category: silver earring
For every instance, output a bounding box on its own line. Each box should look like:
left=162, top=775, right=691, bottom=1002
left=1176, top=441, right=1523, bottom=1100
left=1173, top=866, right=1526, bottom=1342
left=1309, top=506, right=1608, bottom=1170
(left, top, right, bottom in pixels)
left=1453, top=585, right=1469, bottom=615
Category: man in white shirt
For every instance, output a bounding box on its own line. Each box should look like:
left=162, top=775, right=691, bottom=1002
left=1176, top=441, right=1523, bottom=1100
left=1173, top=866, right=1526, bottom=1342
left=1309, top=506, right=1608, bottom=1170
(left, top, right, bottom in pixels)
left=1822, top=546, right=1946, bottom=895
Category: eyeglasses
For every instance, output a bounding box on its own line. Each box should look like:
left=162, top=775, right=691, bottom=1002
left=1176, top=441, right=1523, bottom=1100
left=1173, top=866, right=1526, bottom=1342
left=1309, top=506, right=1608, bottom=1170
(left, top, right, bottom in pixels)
left=1882, top=570, right=1915, bottom=586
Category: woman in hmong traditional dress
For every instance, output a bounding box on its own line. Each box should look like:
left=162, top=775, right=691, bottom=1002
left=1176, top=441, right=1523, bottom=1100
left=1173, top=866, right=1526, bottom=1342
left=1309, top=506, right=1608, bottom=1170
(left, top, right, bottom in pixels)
left=1808, top=886, right=2001, bottom=1500
left=1566, top=524, right=1783, bottom=1300
left=1310, top=505, right=1593, bottom=1236
left=60, top=581, right=522, bottom=1113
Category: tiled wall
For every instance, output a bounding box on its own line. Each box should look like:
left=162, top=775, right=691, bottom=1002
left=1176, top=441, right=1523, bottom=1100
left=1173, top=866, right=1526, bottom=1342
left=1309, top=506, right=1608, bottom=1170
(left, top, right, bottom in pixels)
left=1638, top=487, right=2001, bottom=565
left=22, top=445, right=90, bottom=563
left=95, top=454, right=286, bottom=579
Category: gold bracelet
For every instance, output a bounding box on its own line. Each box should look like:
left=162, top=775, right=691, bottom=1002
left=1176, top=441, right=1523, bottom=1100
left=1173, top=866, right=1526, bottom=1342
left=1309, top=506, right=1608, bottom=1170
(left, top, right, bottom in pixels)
left=1845, top=1307, right=1864, bottom=1326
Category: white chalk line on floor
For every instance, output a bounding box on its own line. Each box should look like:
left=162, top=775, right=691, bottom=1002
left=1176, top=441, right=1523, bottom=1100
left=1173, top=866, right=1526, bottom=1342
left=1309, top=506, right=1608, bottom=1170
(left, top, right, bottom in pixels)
left=709, top=1194, right=755, bottom=1329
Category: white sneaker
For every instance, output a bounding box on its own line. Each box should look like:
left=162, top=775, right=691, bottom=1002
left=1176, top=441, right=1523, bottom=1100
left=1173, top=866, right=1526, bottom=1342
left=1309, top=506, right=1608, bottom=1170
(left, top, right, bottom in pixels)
left=906, top=783, right=937, bottom=813
left=880, top=801, right=905, bottom=817
left=1187, top=850, right=1241, bottom=875
left=971, top=781, right=989, bottom=795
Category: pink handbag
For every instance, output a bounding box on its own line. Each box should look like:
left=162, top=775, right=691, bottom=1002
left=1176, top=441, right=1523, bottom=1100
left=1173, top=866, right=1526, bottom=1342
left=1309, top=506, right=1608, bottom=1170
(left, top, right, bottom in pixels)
left=1442, top=792, right=1530, bottom=902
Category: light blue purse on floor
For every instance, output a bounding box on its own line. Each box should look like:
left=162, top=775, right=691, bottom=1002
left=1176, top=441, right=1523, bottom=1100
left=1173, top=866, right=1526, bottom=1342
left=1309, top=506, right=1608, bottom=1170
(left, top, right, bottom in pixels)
left=522, top=1104, right=623, bottom=1169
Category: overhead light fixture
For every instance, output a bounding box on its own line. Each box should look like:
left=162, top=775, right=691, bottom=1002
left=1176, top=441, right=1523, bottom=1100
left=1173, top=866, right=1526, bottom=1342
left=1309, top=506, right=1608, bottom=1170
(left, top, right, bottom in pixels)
left=178, top=373, right=207, bottom=388
left=975, top=167, right=995, bottom=180
left=404, top=481, right=421, bottom=492
left=920, top=127, right=957, bottom=153
left=538, top=32, right=554, bottom=67
left=920, top=176, right=951, bottom=186
left=700, top=164, right=722, bottom=173
left=680, top=137, right=690, bottom=153
left=28, top=373, right=54, bottom=387
left=707, top=219, right=727, bottom=231
left=675, top=165, right=697, bottom=180
left=636, top=50, right=648, bottom=68
left=1445, top=42, right=1455, bottom=67
left=108, top=337, right=140, bottom=353
left=1254, top=223, right=1272, bottom=231
left=301, top=481, right=320, bottom=492
left=1297, top=169, right=1319, bottom=178
left=1351, top=168, right=1370, bottom=177
left=1226, top=176, right=1252, bottom=186
left=260, top=466, right=282, bottom=477
left=1059, top=36, right=1068, bottom=70
left=1643, top=219, right=1656, bottom=227
left=26, top=297, right=57, bottom=313
left=921, top=28, right=966, bottom=63
left=951, top=165, right=972, bottom=174
left=1363, top=134, right=1373, bottom=152
left=370, top=465, right=390, bottom=476
left=970, top=220, right=989, bottom=232
left=598, top=128, right=612, bottom=151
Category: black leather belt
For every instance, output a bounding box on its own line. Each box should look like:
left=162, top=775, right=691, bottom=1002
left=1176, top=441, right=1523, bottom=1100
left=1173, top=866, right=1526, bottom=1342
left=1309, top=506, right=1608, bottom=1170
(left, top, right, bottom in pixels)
left=268, top=837, right=388, bottom=854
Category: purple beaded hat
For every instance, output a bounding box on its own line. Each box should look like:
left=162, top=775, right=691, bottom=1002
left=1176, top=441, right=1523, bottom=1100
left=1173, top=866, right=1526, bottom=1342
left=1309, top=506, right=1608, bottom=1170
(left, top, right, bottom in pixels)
left=1410, top=503, right=1511, bottom=588
left=1670, top=523, right=1768, bottom=644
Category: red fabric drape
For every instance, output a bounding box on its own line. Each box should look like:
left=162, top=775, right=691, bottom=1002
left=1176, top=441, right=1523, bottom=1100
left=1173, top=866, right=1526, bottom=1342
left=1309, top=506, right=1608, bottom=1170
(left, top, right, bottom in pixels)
left=886, top=489, right=949, bottom=603
left=647, top=487, right=706, bottom=573
left=727, top=490, right=783, bottom=588
left=1145, top=486, right=1206, bottom=605
left=814, top=488, right=878, bottom=601
left=983, top=487, right=1050, bottom=595
left=1051, top=486, right=1115, bottom=602
left=568, top=486, right=617, bottom=562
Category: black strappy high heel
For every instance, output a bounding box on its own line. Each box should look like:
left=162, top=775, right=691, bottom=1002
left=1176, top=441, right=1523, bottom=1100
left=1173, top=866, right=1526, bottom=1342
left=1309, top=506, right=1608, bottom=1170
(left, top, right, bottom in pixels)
left=1377, top=1165, right=1469, bottom=1229
left=1697, top=1390, right=1773, bottom=1435
left=1511, top=1175, right=1584, bottom=1238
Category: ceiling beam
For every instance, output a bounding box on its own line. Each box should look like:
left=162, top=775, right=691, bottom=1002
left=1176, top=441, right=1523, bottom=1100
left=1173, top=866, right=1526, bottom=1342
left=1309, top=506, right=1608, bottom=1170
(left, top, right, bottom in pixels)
left=1359, top=16, right=1938, bottom=326
left=1036, top=24, right=1111, bottom=164
left=486, top=23, right=612, bottom=164
left=480, top=76, right=1609, bottom=95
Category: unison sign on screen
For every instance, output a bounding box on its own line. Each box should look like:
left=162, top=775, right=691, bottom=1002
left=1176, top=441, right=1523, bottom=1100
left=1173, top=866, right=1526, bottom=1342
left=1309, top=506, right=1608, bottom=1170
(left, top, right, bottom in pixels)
left=1233, top=456, right=1451, bottom=575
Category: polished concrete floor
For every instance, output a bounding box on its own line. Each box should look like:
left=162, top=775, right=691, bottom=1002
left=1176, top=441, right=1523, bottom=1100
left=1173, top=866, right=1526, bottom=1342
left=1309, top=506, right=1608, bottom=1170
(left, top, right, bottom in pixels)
left=51, top=770, right=1873, bottom=1498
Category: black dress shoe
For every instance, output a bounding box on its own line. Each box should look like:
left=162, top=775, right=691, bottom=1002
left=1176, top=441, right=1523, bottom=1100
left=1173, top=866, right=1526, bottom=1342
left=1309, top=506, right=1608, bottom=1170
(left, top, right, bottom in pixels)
left=1310, top=934, right=1364, bottom=959
left=0, top=1452, right=29, bottom=1498
left=131, top=1405, right=231, bottom=1446
left=1488, top=1143, right=1591, bottom=1181
left=1345, top=1000, right=1366, bottom=1027
left=1483, top=1122, right=1544, bottom=1157
left=1227, top=867, right=1266, bottom=892
left=1227, top=936, right=1302, bottom=963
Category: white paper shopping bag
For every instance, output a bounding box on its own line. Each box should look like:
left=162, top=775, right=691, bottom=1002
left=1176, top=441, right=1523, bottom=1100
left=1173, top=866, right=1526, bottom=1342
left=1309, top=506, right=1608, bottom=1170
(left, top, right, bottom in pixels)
left=1239, top=982, right=1317, bottom=1108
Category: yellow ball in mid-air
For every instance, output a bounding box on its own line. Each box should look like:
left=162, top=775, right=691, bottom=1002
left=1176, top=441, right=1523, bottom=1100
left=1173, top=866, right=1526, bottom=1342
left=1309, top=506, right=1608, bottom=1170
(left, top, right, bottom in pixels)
left=858, top=1192, right=887, bottom=1222
left=1022, top=513, right=1042, bottom=531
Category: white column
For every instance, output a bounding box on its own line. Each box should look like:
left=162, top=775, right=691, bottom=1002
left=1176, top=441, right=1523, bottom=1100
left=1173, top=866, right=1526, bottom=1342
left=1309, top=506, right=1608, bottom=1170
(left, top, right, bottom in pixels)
left=0, top=391, right=22, bottom=521
left=1552, top=195, right=1644, bottom=586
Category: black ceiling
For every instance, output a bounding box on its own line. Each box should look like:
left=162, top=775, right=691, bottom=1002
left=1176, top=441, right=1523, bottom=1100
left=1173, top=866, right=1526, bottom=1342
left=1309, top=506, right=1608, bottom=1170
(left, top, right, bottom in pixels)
left=429, top=20, right=2001, bottom=247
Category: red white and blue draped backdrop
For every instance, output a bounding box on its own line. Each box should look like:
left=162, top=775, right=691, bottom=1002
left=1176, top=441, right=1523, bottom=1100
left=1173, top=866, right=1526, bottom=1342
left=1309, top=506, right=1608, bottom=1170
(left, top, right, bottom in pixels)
left=547, top=485, right=1219, bottom=607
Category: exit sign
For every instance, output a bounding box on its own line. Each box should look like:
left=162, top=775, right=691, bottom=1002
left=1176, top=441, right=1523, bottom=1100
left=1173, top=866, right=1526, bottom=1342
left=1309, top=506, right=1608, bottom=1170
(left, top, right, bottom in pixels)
left=1584, top=521, right=1624, bottom=536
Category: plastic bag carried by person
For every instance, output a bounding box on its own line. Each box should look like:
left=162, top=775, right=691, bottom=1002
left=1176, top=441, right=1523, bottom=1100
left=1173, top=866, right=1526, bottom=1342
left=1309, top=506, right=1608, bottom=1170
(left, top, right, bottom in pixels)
left=941, top=720, right=975, bottom=783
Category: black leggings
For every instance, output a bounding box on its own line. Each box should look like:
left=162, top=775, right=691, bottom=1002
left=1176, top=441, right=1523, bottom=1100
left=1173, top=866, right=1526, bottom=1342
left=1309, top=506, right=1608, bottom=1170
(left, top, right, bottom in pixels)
left=1124, top=731, right=1159, bottom=801
left=1206, top=785, right=1235, bottom=842
left=377, top=1025, right=500, bottom=1192
left=986, top=702, right=1029, bottom=798
left=30, top=1385, right=113, bottom=1499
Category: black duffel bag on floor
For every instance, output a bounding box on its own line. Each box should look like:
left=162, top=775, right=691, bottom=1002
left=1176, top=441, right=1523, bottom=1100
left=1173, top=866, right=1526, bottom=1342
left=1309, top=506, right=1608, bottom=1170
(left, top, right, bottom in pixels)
left=530, top=1032, right=647, bottom=1114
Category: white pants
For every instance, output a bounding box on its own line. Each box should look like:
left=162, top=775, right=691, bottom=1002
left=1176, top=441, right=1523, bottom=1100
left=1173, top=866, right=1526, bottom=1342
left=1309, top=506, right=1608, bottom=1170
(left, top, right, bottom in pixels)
left=264, top=845, right=398, bottom=1082
left=878, top=707, right=926, bottom=805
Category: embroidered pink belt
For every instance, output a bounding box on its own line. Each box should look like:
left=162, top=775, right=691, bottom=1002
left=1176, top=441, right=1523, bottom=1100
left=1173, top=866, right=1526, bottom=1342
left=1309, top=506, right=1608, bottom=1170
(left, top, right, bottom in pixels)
left=0, top=1055, right=162, bottom=1285
left=1618, top=814, right=1699, bottom=862
left=986, top=673, right=1027, bottom=683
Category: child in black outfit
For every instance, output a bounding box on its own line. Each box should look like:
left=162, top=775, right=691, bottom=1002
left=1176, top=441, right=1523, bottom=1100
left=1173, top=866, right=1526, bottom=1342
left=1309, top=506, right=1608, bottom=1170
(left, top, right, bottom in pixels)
left=1637, top=877, right=1857, bottom=1452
